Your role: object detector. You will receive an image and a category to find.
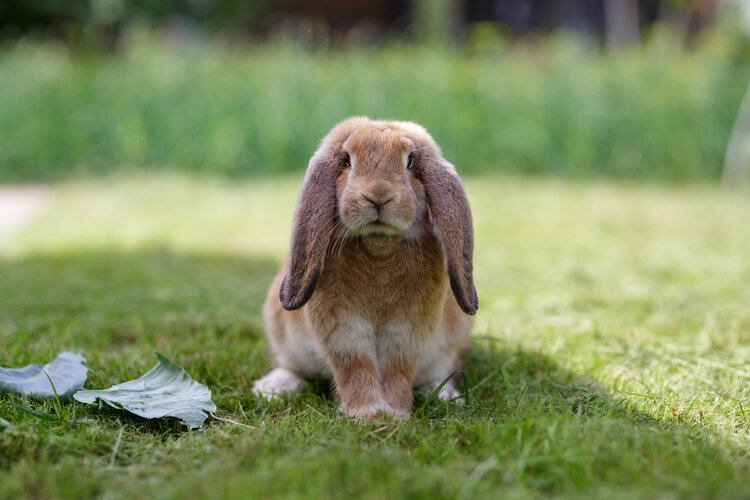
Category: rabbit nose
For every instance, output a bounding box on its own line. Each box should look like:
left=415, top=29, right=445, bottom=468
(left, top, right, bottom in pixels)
left=361, top=181, right=395, bottom=209
left=361, top=193, right=394, bottom=209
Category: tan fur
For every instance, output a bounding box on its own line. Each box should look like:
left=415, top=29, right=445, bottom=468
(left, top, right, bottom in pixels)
left=254, top=117, right=477, bottom=419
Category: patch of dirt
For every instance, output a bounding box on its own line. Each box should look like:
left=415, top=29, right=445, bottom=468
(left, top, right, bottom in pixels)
left=0, top=186, right=49, bottom=244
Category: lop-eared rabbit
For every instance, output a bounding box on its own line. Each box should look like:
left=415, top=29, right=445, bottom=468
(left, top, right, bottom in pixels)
left=254, top=117, right=478, bottom=419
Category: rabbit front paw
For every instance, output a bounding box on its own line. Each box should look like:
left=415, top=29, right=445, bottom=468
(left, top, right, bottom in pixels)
left=343, top=401, right=409, bottom=420
left=253, top=367, right=304, bottom=399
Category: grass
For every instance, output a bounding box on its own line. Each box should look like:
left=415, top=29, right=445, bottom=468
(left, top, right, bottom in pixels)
left=1, top=174, right=750, bottom=498
left=1, top=25, right=749, bottom=182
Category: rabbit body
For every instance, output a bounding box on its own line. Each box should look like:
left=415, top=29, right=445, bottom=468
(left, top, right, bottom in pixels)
left=254, top=117, right=477, bottom=419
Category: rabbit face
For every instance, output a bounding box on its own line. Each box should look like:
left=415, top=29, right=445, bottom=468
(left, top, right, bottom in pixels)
left=337, top=127, right=426, bottom=238
left=280, top=116, right=477, bottom=316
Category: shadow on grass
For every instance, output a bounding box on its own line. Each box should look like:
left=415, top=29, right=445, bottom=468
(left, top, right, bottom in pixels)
left=0, top=249, right=747, bottom=495
left=0, top=248, right=279, bottom=343
left=424, top=339, right=655, bottom=421
left=0, top=248, right=280, bottom=433
left=411, top=339, right=747, bottom=495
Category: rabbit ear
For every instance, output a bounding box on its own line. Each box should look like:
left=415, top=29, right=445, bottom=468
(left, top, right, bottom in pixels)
left=418, top=155, right=478, bottom=315
left=279, top=152, right=339, bottom=310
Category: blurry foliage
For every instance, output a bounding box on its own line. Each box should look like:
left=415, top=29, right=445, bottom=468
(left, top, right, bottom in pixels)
left=0, top=0, right=266, bottom=43
left=0, top=21, right=749, bottom=182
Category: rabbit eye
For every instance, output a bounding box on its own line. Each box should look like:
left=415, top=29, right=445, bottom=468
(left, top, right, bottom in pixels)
left=406, top=153, right=415, bottom=170
left=342, top=153, right=351, bottom=168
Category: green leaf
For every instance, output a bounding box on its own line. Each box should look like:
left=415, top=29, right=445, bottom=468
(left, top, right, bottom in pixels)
left=73, top=353, right=216, bottom=429
left=0, top=352, right=87, bottom=399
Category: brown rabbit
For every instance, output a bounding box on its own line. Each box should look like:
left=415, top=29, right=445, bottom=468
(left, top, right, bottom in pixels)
left=253, top=116, right=477, bottom=419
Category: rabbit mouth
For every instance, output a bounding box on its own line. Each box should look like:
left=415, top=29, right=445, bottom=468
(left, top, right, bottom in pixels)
left=351, top=219, right=403, bottom=237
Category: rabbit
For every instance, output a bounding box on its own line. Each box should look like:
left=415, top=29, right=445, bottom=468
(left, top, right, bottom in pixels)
left=253, top=116, right=478, bottom=419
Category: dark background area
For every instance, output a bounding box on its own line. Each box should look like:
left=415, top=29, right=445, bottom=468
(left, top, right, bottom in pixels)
left=0, top=0, right=721, bottom=48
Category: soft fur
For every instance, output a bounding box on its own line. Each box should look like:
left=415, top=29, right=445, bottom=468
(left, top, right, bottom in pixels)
left=253, top=116, right=478, bottom=419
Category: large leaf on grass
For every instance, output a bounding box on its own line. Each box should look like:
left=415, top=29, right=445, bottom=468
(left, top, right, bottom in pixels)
left=73, top=353, right=216, bottom=429
left=0, top=352, right=87, bottom=398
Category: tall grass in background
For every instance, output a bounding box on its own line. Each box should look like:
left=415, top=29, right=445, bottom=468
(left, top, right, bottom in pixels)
left=0, top=28, right=748, bottom=182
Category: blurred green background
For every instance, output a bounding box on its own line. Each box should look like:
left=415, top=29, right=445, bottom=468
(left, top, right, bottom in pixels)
left=0, top=0, right=749, bottom=182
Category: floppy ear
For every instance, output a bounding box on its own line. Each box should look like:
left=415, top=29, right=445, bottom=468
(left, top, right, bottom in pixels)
left=417, top=154, right=478, bottom=315
left=279, top=152, right=339, bottom=310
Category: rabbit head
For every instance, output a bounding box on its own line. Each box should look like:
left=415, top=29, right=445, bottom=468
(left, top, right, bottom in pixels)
left=279, top=116, right=478, bottom=316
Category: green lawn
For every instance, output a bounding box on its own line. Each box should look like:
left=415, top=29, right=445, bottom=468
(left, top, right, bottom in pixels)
left=1, top=175, right=750, bottom=498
